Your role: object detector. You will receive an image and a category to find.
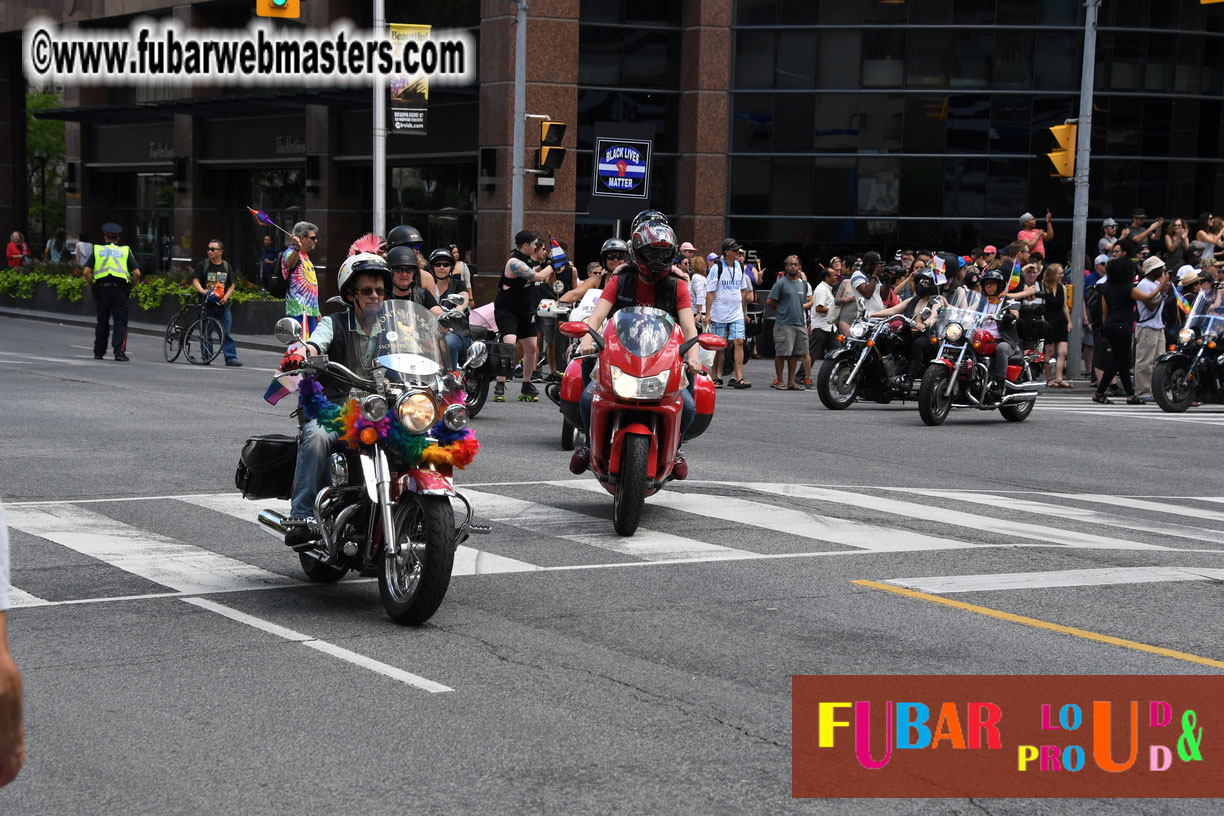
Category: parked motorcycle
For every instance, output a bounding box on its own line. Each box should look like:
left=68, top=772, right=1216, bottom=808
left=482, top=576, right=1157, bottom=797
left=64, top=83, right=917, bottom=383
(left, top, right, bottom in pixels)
left=557, top=307, right=725, bottom=536
left=1153, top=287, right=1224, bottom=412
left=236, top=302, right=486, bottom=625
left=817, top=303, right=923, bottom=409
left=917, top=303, right=1040, bottom=426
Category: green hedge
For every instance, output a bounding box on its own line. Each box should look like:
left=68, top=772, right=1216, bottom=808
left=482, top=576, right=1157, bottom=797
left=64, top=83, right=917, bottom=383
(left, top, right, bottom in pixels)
left=0, top=263, right=281, bottom=310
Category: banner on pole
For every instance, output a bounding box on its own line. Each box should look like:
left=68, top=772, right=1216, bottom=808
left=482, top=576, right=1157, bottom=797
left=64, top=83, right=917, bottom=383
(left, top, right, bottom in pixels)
left=389, top=24, right=430, bottom=136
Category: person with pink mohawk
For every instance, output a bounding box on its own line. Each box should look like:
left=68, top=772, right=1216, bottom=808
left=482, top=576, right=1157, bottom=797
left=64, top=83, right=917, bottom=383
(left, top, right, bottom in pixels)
left=347, top=232, right=387, bottom=258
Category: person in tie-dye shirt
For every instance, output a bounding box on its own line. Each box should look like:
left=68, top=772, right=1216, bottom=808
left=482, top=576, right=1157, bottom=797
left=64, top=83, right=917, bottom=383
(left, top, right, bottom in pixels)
left=282, top=221, right=320, bottom=337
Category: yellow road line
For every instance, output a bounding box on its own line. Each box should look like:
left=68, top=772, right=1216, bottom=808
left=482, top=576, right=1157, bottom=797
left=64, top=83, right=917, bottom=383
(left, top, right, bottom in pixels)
left=852, top=579, right=1224, bottom=671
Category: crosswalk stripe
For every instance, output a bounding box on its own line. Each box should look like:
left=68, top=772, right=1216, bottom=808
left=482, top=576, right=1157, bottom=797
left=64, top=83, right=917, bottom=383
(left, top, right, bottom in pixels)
left=464, top=488, right=757, bottom=562
left=5, top=504, right=296, bottom=594
left=883, top=566, right=1224, bottom=594
left=1051, top=492, right=1224, bottom=523
left=736, top=483, right=1173, bottom=551
left=552, top=481, right=984, bottom=552
left=6, top=586, right=49, bottom=608
left=181, top=493, right=541, bottom=575
left=901, top=488, right=1224, bottom=547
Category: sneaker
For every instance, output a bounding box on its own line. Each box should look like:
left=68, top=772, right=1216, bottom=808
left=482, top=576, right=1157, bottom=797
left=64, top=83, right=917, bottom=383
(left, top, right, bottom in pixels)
left=225, top=359, right=243, bottom=367
left=569, top=444, right=590, bottom=475
left=519, top=382, right=540, bottom=402
left=114, top=354, right=130, bottom=362
left=493, top=382, right=506, bottom=402
left=94, top=354, right=104, bottom=360
left=804, top=378, right=813, bottom=387
left=671, top=450, right=688, bottom=481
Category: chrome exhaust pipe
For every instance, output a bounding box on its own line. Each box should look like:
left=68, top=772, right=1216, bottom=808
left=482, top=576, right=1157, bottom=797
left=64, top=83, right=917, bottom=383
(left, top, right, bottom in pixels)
left=257, top=509, right=290, bottom=536
left=1000, top=392, right=1037, bottom=404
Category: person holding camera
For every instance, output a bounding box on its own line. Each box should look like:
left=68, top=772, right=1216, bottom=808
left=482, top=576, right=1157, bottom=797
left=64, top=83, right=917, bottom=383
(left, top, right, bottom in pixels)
left=704, top=238, right=754, bottom=388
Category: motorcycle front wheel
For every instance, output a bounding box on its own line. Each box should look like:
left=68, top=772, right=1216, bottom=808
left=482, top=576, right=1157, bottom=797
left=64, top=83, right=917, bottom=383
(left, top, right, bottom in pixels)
left=918, top=366, right=953, bottom=426
left=816, top=356, right=859, bottom=410
left=612, top=434, right=650, bottom=536
left=465, top=370, right=489, bottom=418
left=1152, top=358, right=1194, bottom=413
left=379, top=495, right=456, bottom=626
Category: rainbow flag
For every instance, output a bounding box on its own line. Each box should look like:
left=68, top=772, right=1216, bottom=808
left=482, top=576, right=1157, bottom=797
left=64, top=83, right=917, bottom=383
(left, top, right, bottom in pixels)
left=1176, top=289, right=1191, bottom=315
left=246, top=206, right=276, bottom=227
left=1008, top=260, right=1022, bottom=292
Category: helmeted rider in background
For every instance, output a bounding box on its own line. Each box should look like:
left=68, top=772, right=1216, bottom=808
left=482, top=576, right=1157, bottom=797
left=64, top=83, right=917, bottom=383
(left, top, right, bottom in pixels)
left=561, top=237, right=629, bottom=306
left=978, top=267, right=1022, bottom=401
left=869, top=267, right=945, bottom=393
left=282, top=252, right=394, bottom=547
left=569, top=217, right=702, bottom=476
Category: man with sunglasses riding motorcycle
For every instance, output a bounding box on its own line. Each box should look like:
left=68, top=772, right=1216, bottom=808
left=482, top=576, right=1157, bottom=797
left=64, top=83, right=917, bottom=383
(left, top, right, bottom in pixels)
left=978, top=267, right=1023, bottom=402
left=569, top=219, right=702, bottom=478
left=280, top=253, right=395, bottom=547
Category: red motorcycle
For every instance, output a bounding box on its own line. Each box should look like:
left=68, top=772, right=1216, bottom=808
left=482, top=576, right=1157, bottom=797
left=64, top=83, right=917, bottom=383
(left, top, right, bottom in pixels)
left=558, top=307, right=725, bottom=535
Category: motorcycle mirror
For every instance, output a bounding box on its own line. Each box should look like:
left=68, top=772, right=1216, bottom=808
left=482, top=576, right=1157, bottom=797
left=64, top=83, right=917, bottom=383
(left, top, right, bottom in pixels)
left=440, top=293, right=466, bottom=310
left=464, top=340, right=488, bottom=370
left=920, top=307, right=932, bottom=321
left=273, top=317, right=303, bottom=345
left=697, top=333, right=728, bottom=352
left=326, top=295, right=346, bottom=306
left=559, top=321, right=590, bottom=339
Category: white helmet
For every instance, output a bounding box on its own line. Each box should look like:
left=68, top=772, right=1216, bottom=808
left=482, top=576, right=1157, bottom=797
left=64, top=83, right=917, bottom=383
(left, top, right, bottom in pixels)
left=338, top=252, right=392, bottom=302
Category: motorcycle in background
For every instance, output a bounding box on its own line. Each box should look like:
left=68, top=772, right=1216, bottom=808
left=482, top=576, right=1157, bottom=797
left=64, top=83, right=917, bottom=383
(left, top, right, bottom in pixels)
left=1153, top=286, right=1224, bottom=412
left=558, top=307, right=725, bottom=536
left=817, top=298, right=924, bottom=409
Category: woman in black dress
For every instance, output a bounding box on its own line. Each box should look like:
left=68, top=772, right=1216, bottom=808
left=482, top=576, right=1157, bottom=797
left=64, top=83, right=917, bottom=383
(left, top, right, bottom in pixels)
left=1094, top=257, right=1167, bottom=405
left=1042, top=263, right=1072, bottom=386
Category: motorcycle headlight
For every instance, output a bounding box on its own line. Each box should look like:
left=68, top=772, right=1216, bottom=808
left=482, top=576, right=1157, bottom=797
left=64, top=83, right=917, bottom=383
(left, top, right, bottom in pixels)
left=945, top=322, right=964, bottom=342
left=328, top=453, right=350, bottom=487
left=360, top=394, right=388, bottom=422
left=443, top=403, right=469, bottom=431
left=1178, top=327, right=1195, bottom=346
left=609, top=366, right=670, bottom=400
left=849, top=322, right=868, bottom=339
left=395, top=391, right=438, bottom=433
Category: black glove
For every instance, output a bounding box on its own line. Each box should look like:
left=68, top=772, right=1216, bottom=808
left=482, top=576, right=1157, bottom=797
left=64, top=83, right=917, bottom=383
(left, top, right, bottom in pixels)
left=998, top=311, right=1017, bottom=327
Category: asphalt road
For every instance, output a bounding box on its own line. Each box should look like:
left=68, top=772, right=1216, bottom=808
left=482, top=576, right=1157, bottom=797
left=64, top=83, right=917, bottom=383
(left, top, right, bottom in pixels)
left=1, top=315, right=1222, bottom=814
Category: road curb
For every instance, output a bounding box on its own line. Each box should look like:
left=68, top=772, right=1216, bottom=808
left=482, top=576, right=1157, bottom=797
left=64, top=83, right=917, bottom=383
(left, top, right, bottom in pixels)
left=0, top=306, right=285, bottom=353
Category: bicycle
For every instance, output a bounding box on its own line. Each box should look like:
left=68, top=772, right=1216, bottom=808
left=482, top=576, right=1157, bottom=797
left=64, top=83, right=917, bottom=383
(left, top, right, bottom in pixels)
left=163, top=297, right=224, bottom=365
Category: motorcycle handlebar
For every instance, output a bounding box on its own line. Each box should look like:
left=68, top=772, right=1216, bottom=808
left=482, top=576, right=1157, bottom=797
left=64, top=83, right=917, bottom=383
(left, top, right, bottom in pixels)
left=303, top=357, right=377, bottom=391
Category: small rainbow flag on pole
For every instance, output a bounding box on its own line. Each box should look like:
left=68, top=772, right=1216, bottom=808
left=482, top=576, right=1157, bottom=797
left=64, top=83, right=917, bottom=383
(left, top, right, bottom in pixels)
left=1008, top=260, right=1022, bottom=292
left=246, top=206, right=291, bottom=236
left=1176, top=288, right=1192, bottom=315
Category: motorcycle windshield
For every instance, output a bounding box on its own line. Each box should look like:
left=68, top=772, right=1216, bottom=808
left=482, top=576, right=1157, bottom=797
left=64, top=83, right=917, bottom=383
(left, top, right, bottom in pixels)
left=368, top=300, right=447, bottom=377
left=611, top=307, right=675, bottom=358
left=934, top=306, right=989, bottom=337
left=1185, top=289, right=1224, bottom=337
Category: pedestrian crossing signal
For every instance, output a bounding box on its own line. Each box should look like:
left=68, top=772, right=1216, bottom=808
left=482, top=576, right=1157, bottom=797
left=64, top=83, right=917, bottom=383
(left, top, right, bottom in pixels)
left=539, top=121, right=566, bottom=171
left=1047, top=123, right=1077, bottom=178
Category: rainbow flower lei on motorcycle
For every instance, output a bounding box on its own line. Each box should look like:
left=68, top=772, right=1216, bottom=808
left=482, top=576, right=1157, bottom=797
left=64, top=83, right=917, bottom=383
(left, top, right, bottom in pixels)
left=297, top=373, right=479, bottom=468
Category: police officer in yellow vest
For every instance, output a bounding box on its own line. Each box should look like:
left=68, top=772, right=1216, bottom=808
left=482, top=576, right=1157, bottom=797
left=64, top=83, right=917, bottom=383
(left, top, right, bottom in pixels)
left=83, top=222, right=141, bottom=361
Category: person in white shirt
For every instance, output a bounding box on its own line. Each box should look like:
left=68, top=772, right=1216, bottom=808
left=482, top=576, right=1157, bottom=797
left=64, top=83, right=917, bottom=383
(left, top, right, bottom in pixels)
left=0, top=502, right=25, bottom=788
left=1133, top=255, right=1169, bottom=399
left=703, top=238, right=755, bottom=388
left=808, top=263, right=838, bottom=367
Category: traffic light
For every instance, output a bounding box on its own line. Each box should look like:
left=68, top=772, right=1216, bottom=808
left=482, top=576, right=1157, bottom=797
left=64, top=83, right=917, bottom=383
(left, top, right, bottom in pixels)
left=1047, top=123, right=1077, bottom=178
left=538, top=121, right=566, bottom=171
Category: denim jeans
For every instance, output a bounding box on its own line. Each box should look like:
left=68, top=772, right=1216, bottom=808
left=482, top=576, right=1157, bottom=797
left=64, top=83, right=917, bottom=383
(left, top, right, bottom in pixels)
left=444, top=332, right=472, bottom=369
left=290, top=419, right=336, bottom=519
left=204, top=302, right=239, bottom=362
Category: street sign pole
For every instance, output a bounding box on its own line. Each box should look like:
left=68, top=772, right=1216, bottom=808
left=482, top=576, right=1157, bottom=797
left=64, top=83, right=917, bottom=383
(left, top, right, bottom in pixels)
left=510, top=0, right=527, bottom=237
left=1066, top=0, right=1099, bottom=380
left=373, top=0, right=386, bottom=239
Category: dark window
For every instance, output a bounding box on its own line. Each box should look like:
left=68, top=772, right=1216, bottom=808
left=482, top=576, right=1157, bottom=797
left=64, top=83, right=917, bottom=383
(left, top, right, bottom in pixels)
left=1101, top=96, right=1141, bottom=156
left=865, top=0, right=907, bottom=23
left=817, top=30, right=862, bottom=89
left=1141, top=100, right=1173, bottom=157
left=856, top=94, right=905, bottom=153
left=578, top=26, right=621, bottom=86
left=1033, top=32, right=1079, bottom=91
left=818, top=0, right=863, bottom=25
left=986, top=158, right=1030, bottom=219
left=989, top=95, right=1032, bottom=154
left=621, top=30, right=680, bottom=87
left=734, top=30, right=776, bottom=88
left=778, top=0, right=821, bottom=25
left=953, top=0, right=995, bottom=25
left=772, top=158, right=815, bottom=216
left=997, top=0, right=1039, bottom=26
left=992, top=31, right=1034, bottom=90
left=581, top=0, right=681, bottom=26
left=731, top=94, right=774, bottom=153
left=856, top=157, right=901, bottom=218
left=775, top=31, right=818, bottom=89
left=909, top=0, right=953, bottom=25
left=862, top=31, right=906, bottom=87
left=900, top=158, right=944, bottom=218
left=946, top=95, right=991, bottom=153
left=1108, top=33, right=1147, bottom=90
left=950, top=31, right=994, bottom=89
left=943, top=157, right=987, bottom=220
left=735, top=0, right=777, bottom=25
left=906, top=30, right=950, bottom=88
left=904, top=96, right=948, bottom=153
left=729, top=157, right=771, bottom=214
left=576, top=90, right=680, bottom=153
left=773, top=95, right=816, bottom=152
left=812, top=159, right=857, bottom=216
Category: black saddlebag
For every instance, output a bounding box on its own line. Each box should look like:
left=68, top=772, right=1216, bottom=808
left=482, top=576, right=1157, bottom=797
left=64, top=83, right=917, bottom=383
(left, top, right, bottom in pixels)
left=235, top=434, right=297, bottom=500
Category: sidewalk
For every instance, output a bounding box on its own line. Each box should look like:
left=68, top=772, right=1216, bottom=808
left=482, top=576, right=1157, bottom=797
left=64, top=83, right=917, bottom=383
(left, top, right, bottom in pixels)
left=0, top=305, right=284, bottom=354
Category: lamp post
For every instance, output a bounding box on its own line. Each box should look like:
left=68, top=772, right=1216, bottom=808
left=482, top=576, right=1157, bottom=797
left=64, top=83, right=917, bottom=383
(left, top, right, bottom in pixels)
left=34, top=149, right=48, bottom=254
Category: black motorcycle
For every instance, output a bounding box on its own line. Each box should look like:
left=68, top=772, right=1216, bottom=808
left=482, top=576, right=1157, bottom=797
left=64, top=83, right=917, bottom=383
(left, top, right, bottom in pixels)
left=1153, top=287, right=1224, bottom=412
left=436, top=294, right=497, bottom=418
left=816, top=306, right=922, bottom=410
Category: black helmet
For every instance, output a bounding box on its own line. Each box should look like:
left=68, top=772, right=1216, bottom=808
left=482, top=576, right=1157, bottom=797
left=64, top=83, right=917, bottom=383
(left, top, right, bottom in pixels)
left=600, top=237, right=629, bottom=269
left=428, top=248, right=454, bottom=267
left=386, top=246, right=419, bottom=270
left=913, top=269, right=938, bottom=297
left=386, top=224, right=423, bottom=250
left=629, top=209, right=668, bottom=234
left=338, top=253, right=392, bottom=303
left=980, top=268, right=1006, bottom=292
left=629, top=220, right=677, bottom=283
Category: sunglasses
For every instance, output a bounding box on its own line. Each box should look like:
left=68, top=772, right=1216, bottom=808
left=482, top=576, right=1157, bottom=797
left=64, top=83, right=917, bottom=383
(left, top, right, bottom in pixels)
left=433, top=261, right=453, bottom=267
left=393, top=266, right=415, bottom=273
left=305, top=235, right=318, bottom=241
left=605, top=252, right=626, bottom=260
left=207, top=247, right=220, bottom=252
left=356, top=287, right=385, bottom=296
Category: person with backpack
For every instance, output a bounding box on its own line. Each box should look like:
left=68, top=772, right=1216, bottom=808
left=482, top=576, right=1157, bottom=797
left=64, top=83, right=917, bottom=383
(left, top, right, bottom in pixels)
left=191, top=239, right=242, bottom=366
left=703, top=238, right=754, bottom=388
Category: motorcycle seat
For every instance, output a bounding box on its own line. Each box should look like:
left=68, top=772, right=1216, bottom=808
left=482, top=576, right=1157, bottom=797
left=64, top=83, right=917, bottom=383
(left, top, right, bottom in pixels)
left=469, top=324, right=489, bottom=341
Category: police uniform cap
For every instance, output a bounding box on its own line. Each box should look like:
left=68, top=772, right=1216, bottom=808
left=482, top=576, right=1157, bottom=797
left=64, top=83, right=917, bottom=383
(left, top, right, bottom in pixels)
left=102, top=222, right=123, bottom=236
